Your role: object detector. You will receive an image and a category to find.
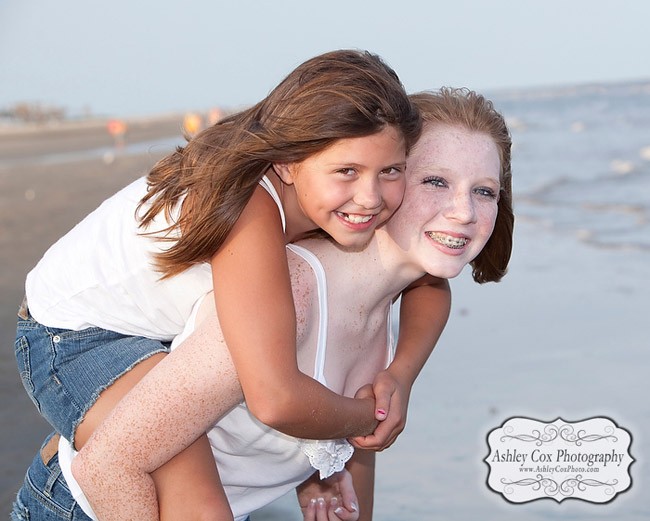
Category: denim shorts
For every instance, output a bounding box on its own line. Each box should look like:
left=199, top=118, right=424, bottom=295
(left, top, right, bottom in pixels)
left=15, top=309, right=170, bottom=446
left=11, top=432, right=93, bottom=521
left=11, top=432, right=251, bottom=521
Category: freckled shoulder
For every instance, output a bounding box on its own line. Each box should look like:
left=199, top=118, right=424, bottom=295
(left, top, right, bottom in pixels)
left=286, top=248, right=318, bottom=344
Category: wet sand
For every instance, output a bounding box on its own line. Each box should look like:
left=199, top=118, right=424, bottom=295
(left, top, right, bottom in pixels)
left=2, top=118, right=648, bottom=520
left=0, top=116, right=187, bottom=514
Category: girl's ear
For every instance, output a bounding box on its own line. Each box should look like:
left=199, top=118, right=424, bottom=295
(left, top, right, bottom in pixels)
left=272, top=163, right=296, bottom=185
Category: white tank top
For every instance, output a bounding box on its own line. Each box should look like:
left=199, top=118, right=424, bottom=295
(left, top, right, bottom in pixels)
left=58, top=244, right=396, bottom=521
left=25, top=175, right=283, bottom=341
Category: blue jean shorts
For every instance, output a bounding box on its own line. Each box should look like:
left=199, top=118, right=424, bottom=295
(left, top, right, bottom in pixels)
left=15, top=308, right=170, bottom=446
left=11, top=435, right=251, bottom=521
left=11, top=432, right=93, bottom=521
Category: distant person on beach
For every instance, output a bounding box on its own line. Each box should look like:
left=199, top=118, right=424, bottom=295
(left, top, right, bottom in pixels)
left=106, top=119, right=127, bottom=147
left=13, top=88, right=514, bottom=521
left=183, top=112, right=202, bottom=136
left=14, top=50, right=450, bottom=517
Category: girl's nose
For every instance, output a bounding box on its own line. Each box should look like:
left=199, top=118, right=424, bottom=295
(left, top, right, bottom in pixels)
left=353, top=177, right=382, bottom=209
left=444, top=191, right=477, bottom=224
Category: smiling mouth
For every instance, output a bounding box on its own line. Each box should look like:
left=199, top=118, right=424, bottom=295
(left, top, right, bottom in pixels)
left=336, top=212, right=374, bottom=224
left=426, top=232, right=469, bottom=249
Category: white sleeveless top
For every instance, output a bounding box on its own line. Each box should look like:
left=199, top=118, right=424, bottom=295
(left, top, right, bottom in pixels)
left=25, top=175, right=283, bottom=341
left=58, top=243, right=397, bottom=521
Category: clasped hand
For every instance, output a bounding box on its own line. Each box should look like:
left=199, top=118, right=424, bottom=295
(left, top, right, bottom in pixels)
left=349, top=369, right=409, bottom=451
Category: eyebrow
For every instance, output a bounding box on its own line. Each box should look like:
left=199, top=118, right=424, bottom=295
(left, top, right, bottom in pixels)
left=415, top=166, right=500, bottom=186
left=327, top=160, right=407, bottom=169
left=413, top=165, right=449, bottom=176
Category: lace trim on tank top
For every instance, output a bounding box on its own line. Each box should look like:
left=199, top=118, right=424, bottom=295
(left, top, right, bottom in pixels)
left=286, top=243, right=354, bottom=479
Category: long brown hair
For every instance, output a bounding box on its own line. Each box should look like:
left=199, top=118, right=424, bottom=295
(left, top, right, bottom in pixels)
left=138, top=50, right=421, bottom=278
left=410, top=88, right=514, bottom=283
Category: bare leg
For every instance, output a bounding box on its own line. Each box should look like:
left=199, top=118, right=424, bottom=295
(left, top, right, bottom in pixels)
left=155, top=435, right=232, bottom=521
left=73, top=295, right=236, bottom=520
left=75, top=353, right=167, bottom=449
left=346, top=449, right=375, bottom=521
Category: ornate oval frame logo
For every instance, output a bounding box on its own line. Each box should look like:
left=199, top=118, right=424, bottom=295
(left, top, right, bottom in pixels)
left=485, top=417, right=634, bottom=503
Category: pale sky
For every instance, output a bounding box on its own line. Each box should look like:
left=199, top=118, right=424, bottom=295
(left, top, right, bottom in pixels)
left=1, top=0, right=648, bottom=117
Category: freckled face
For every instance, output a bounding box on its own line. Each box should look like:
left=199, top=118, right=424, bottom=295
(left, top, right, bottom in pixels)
left=282, top=126, right=407, bottom=249
left=387, top=123, right=501, bottom=278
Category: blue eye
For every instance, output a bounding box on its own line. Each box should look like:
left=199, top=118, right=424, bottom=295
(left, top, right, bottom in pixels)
left=475, top=187, right=497, bottom=199
left=423, top=176, right=447, bottom=187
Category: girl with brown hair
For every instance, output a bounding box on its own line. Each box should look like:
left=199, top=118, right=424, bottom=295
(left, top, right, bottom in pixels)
left=15, top=50, right=451, bottom=519
left=13, top=87, right=513, bottom=521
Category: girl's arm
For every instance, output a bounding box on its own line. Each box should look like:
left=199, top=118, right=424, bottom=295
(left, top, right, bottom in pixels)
left=352, top=276, right=451, bottom=450
left=210, top=187, right=377, bottom=438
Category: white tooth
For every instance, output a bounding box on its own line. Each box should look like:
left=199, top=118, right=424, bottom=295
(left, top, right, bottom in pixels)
left=340, top=213, right=372, bottom=224
left=426, top=232, right=468, bottom=249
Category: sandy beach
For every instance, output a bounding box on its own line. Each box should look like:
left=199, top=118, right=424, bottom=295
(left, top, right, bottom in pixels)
left=1, top=109, right=648, bottom=520
left=0, top=116, right=187, bottom=514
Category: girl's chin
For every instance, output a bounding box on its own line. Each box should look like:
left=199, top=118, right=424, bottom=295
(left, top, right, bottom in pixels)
left=328, top=232, right=374, bottom=250
left=423, top=261, right=466, bottom=280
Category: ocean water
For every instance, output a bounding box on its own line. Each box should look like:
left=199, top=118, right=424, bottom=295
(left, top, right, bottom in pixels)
left=493, top=81, right=650, bottom=252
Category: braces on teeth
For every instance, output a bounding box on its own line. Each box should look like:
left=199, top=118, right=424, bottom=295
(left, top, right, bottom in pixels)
left=426, top=232, right=468, bottom=249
